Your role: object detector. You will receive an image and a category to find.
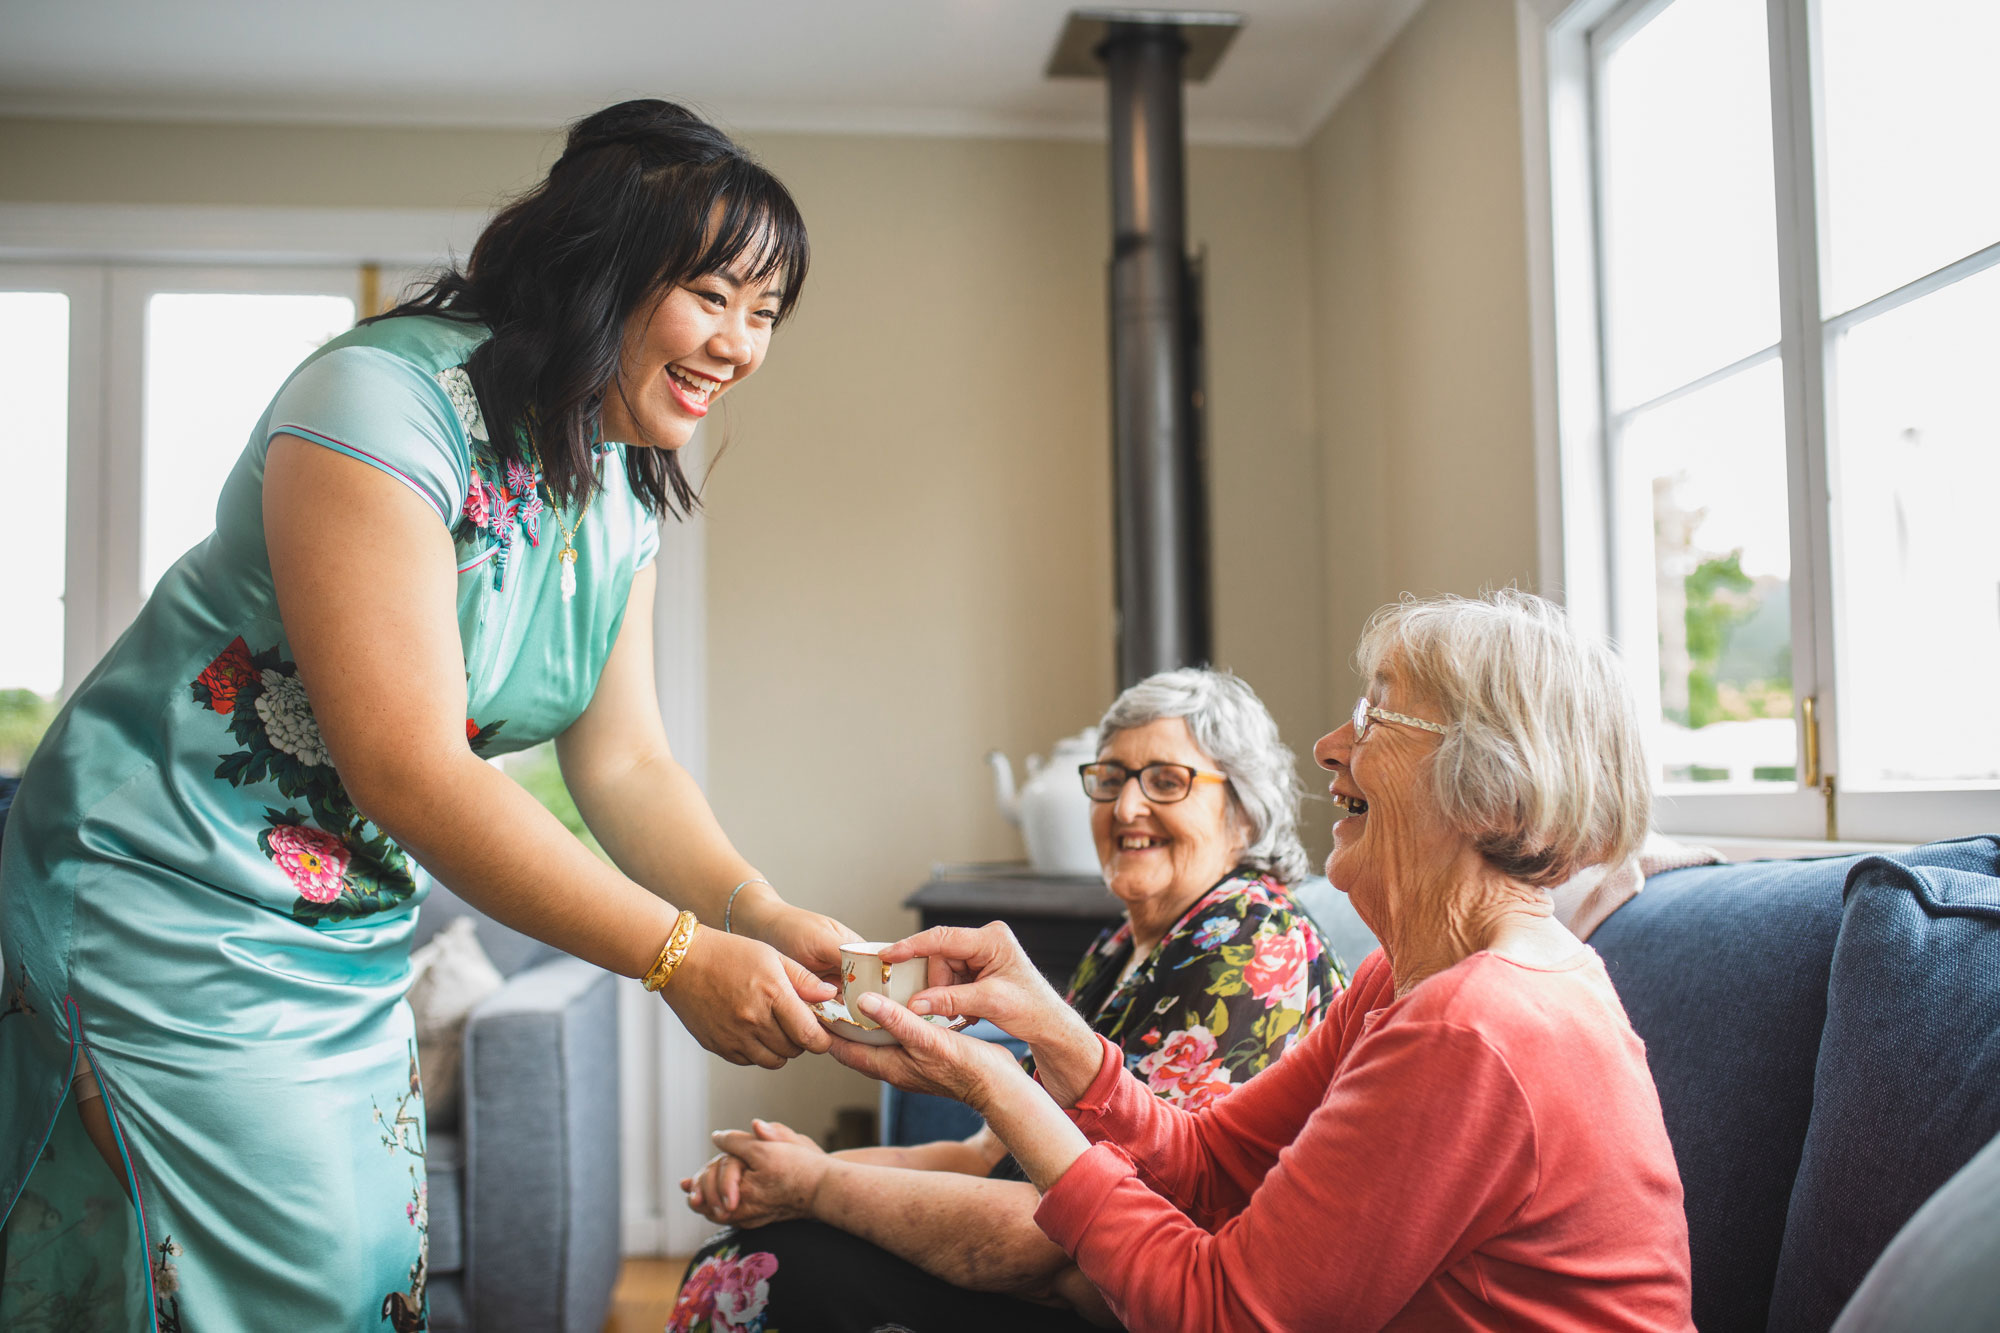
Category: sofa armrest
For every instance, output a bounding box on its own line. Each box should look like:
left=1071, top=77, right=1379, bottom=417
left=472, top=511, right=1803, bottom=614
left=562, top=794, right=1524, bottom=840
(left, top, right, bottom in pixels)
left=460, top=955, right=621, bottom=1333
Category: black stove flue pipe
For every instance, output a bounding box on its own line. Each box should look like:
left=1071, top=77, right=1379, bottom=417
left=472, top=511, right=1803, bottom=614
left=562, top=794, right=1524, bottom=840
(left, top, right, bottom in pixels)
left=1103, top=20, right=1209, bottom=689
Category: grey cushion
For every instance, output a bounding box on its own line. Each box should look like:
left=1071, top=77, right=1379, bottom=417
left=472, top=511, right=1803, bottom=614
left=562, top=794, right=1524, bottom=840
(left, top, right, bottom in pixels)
left=1830, top=1127, right=2000, bottom=1332
left=427, top=1130, right=463, bottom=1275
left=1591, top=854, right=1853, bottom=1333
left=1769, top=837, right=2000, bottom=1333
left=427, top=1275, right=467, bottom=1333
left=463, top=955, right=622, bottom=1333
left=415, top=883, right=560, bottom=978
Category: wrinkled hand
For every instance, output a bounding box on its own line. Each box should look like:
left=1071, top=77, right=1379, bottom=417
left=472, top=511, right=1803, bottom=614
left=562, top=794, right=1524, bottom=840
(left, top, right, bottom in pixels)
left=879, top=923, right=1075, bottom=1049
left=740, top=897, right=861, bottom=983
left=827, top=991, right=1032, bottom=1112
left=663, top=928, right=836, bottom=1069
left=679, top=1119, right=830, bottom=1229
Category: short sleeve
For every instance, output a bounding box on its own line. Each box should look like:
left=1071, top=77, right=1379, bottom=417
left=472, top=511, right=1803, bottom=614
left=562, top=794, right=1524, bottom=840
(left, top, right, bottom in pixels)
left=267, top=345, right=473, bottom=526
left=632, top=506, right=661, bottom=571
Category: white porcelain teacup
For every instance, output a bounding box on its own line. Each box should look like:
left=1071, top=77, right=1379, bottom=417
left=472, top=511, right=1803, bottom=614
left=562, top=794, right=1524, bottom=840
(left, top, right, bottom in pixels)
left=838, top=942, right=927, bottom=1031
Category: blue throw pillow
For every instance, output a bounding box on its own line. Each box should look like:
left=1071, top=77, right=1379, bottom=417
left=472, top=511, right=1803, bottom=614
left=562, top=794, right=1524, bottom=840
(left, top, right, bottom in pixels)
left=1768, top=836, right=2000, bottom=1333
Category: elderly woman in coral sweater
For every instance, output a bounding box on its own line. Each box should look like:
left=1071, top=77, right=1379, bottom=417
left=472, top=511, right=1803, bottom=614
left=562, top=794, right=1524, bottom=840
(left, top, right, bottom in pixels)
left=836, top=590, right=1695, bottom=1332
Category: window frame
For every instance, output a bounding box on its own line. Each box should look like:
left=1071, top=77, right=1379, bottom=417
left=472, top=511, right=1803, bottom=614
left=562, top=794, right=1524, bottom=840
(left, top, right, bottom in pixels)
left=1525, top=0, right=2000, bottom=845
left=0, top=264, right=106, bottom=699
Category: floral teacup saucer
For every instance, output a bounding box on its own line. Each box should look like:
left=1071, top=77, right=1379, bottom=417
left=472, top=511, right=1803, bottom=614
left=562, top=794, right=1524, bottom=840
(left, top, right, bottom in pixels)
left=812, top=998, right=971, bottom=1048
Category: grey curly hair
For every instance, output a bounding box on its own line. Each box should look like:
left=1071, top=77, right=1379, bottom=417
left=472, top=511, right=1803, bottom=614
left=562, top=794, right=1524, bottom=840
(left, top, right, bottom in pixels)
left=1096, top=667, right=1312, bottom=886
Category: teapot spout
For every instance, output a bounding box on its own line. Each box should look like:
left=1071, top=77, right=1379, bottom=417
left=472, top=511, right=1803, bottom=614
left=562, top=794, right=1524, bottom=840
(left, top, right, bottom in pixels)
left=986, top=750, right=1022, bottom=827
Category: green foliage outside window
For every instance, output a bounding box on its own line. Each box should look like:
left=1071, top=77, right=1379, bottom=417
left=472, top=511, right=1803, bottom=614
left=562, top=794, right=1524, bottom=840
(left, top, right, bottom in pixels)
left=0, top=690, right=60, bottom=777
left=499, top=741, right=609, bottom=862
left=1674, top=550, right=1794, bottom=732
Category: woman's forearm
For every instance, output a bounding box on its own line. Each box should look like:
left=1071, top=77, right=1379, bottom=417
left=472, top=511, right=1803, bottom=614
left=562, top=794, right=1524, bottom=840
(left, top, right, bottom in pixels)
left=834, top=1137, right=993, bottom=1175
left=976, top=1068, right=1095, bottom=1194
left=813, top=1162, right=1074, bottom=1296
left=1024, top=1007, right=1116, bottom=1110
left=558, top=741, right=770, bottom=924
left=352, top=747, right=677, bottom=978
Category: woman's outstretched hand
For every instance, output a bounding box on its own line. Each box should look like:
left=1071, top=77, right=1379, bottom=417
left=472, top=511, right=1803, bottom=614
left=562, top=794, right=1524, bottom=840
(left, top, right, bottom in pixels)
left=664, top=928, right=837, bottom=1069
left=826, top=990, right=1031, bottom=1110
left=681, top=1118, right=827, bottom=1228
left=741, top=897, right=862, bottom=984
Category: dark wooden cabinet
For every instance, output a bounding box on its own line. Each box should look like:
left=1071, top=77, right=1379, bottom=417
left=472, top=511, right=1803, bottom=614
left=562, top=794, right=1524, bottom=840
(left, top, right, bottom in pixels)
left=903, top=864, right=1126, bottom=989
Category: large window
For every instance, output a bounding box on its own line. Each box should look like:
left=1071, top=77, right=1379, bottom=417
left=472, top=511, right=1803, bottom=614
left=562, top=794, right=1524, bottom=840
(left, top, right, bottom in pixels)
left=1546, top=0, right=1999, bottom=841
left=0, top=264, right=358, bottom=772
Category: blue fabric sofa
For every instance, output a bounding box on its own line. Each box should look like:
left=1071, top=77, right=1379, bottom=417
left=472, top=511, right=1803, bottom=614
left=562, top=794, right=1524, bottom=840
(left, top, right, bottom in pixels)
left=885, top=838, right=2000, bottom=1332
left=414, top=885, right=623, bottom=1333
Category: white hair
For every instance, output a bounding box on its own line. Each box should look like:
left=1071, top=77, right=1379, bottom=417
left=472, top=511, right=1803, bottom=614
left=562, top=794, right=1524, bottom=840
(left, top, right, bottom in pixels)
left=1097, top=667, right=1311, bottom=886
left=1356, top=589, right=1651, bottom=886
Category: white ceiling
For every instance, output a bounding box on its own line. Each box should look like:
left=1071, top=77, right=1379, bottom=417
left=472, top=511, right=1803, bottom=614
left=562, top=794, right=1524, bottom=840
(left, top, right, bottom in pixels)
left=0, top=0, right=1423, bottom=146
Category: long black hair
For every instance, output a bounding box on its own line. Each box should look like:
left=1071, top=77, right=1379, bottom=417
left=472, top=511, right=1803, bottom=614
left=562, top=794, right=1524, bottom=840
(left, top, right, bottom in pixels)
left=375, top=99, right=810, bottom=516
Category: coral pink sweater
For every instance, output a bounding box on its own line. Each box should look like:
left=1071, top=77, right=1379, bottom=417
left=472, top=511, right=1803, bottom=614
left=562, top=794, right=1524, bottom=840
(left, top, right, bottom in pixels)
left=1033, top=948, right=1693, bottom=1332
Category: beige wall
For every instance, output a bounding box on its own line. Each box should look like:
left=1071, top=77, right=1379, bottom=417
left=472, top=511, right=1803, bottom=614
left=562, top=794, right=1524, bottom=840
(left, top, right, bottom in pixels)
left=1303, top=0, right=1542, bottom=709
left=0, top=115, right=1331, bottom=1140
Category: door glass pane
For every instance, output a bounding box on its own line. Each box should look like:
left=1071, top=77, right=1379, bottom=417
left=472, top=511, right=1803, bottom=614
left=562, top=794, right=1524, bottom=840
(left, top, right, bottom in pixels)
left=1598, top=0, right=1781, bottom=411
left=0, top=291, right=71, bottom=772
left=142, top=292, right=353, bottom=592
left=1829, top=265, right=2000, bottom=786
left=1818, top=0, right=2000, bottom=315
left=1616, top=359, right=1797, bottom=788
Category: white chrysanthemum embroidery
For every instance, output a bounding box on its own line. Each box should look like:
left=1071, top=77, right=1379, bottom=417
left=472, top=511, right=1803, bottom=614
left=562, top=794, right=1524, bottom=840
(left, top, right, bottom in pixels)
left=254, top=670, right=330, bottom=767
left=435, top=366, right=488, bottom=441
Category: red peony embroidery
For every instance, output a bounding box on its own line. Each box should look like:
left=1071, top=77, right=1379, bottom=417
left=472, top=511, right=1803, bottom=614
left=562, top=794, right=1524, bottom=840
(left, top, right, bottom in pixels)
left=266, top=823, right=351, bottom=903
left=466, top=718, right=480, bottom=742
left=193, top=636, right=258, bottom=714
left=462, top=478, right=492, bottom=530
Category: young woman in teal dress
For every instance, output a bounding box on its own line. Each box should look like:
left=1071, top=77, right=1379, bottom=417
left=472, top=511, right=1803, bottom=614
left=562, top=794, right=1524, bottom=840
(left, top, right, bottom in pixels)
left=0, top=100, right=856, bottom=1330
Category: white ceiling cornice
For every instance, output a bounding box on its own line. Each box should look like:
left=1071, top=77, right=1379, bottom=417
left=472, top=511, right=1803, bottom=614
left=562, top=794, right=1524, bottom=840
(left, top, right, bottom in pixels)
left=0, top=0, right=1419, bottom=151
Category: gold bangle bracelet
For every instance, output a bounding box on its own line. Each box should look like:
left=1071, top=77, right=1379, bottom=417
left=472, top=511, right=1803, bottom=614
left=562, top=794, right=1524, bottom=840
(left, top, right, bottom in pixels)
left=642, top=910, right=701, bottom=992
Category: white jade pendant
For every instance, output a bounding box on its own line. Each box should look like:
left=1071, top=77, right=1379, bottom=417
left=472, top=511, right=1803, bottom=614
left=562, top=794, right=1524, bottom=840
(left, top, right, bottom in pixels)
left=559, top=548, right=578, bottom=601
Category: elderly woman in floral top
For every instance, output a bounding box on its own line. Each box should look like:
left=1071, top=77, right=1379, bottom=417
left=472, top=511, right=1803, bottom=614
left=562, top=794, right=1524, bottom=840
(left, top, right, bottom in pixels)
left=671, top=668, right=1340, bottom=1333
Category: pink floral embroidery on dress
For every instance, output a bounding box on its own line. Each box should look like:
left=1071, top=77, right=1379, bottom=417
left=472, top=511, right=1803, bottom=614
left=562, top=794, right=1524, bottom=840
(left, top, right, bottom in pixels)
left=460, top=466, right=543, bottom=591
left=264, top=823, right=351, bottom=903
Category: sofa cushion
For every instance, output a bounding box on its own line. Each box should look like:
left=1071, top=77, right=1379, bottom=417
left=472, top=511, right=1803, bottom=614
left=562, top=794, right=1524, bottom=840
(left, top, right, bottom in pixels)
left=1591, top=854, right=1852, bottom=1333
left=1769, top=837, right=2000, bottom=1333
left=427, top=1129, right=463, bottom=1275
left=1830, top=1127, right=2000, bottom=1332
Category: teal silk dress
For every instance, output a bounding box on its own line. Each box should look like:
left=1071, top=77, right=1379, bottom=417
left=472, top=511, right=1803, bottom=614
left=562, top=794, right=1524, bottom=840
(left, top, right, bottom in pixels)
left=0, top=314, right=659, bottom=1331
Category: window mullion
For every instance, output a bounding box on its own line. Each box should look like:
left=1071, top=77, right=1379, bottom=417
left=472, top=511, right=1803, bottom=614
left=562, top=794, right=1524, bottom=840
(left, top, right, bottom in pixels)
left=1765, top=0, right=1839, bottom=821
left=64, top=269, right=109, bottom=698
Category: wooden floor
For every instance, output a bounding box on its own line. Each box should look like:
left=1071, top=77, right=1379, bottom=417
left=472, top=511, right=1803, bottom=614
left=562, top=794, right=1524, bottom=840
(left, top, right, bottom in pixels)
left=604, top=1256, right=689, bottom=1333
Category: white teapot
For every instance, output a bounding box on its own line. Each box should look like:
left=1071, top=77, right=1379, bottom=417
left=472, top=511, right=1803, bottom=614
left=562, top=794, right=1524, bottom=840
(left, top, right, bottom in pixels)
left=987, top=729, right=1102, bottom=877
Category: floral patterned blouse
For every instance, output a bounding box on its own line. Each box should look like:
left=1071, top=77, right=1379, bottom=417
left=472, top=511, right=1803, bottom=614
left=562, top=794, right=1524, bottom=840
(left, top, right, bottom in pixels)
left=1039, top=870, right=1344, bottom=1111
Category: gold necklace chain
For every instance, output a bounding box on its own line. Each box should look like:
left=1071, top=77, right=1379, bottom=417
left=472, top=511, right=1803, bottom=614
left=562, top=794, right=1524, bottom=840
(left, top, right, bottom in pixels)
left=526, top=441, right=600, bottom=601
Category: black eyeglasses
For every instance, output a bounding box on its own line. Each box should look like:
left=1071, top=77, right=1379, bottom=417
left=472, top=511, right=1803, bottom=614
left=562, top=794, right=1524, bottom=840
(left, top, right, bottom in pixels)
left=1078, top=761, right=1227, bottom=804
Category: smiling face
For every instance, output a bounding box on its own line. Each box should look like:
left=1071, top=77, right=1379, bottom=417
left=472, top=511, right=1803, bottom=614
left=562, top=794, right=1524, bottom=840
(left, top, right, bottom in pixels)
left=597, top=256, right=784, bottom=452
left=1312, top=668, right=1460, bottom=921
left=1091, top=717, right=1246, bottom=926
